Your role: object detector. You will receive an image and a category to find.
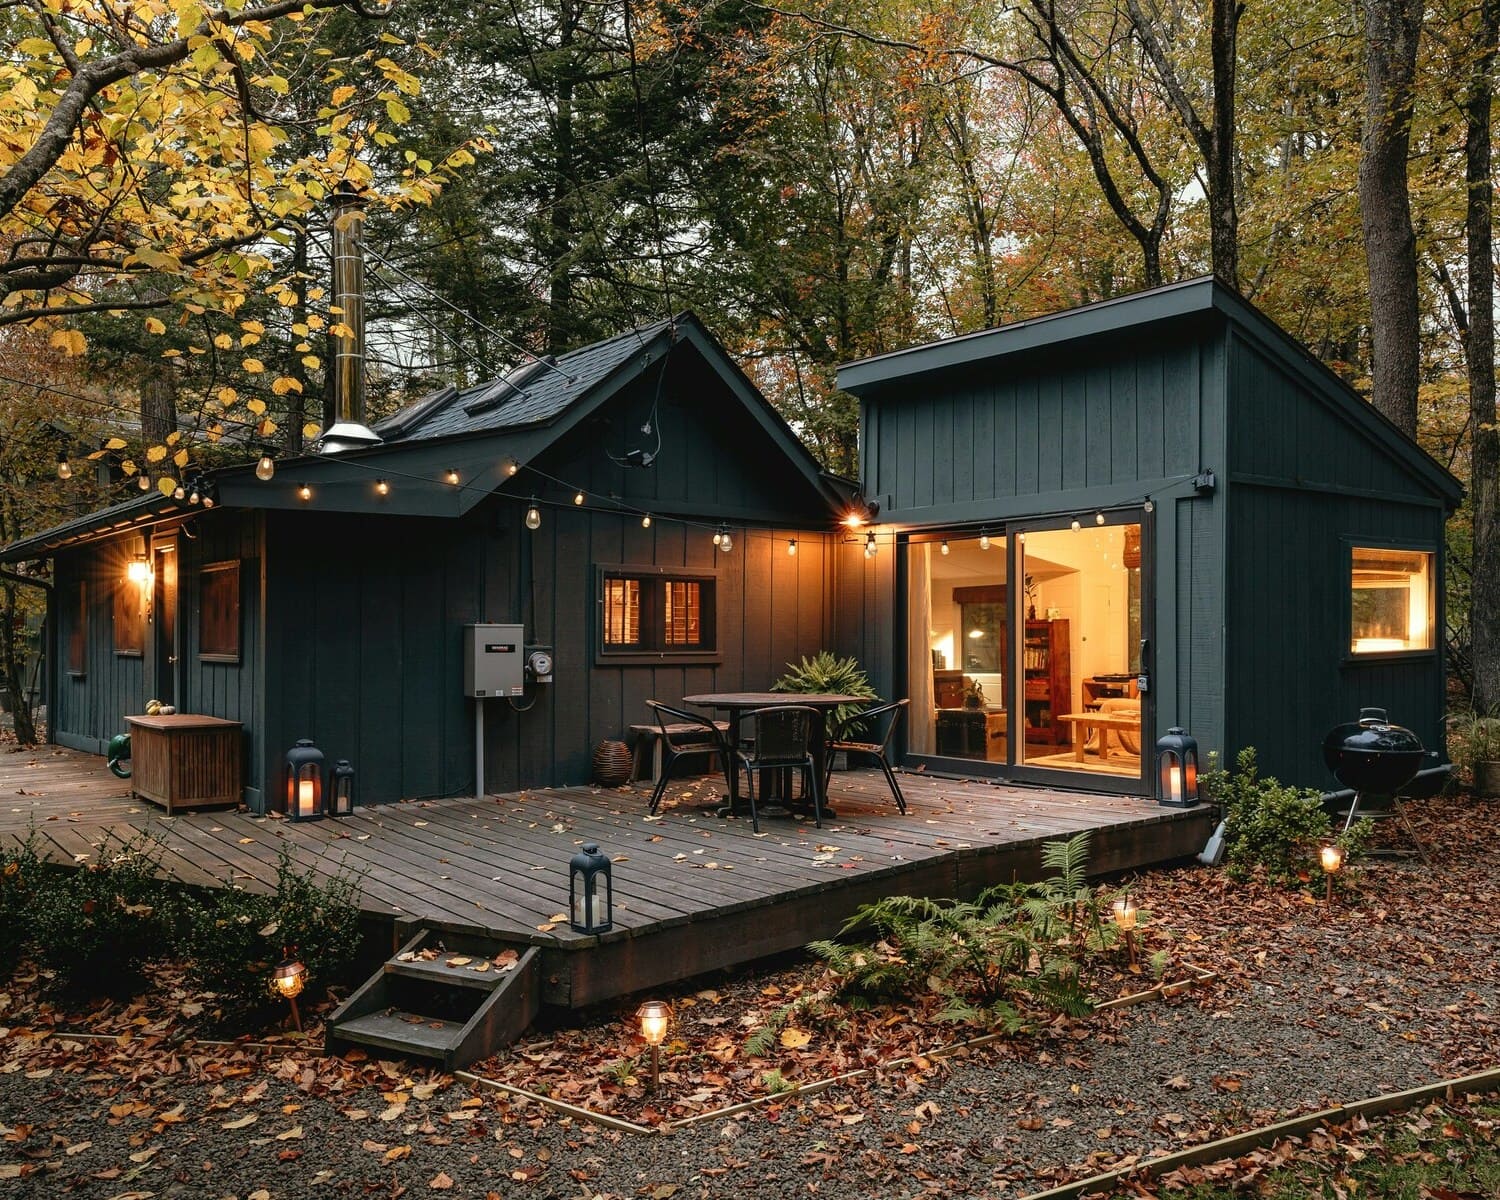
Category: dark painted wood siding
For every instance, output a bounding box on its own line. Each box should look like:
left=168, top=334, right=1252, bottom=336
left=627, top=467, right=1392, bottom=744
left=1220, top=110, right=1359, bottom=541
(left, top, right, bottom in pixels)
left=259, top=366, right=841, bottom=810
left=52, top=511, right=267, bottom=803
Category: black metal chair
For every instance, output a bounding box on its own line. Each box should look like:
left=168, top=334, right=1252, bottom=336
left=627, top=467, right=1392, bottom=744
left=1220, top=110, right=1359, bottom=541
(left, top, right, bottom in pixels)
left=733, top=705, right=825, bottom=832
left=645, top=701, right=732, bottom=815
left=825, top=699, right=909, bottom=814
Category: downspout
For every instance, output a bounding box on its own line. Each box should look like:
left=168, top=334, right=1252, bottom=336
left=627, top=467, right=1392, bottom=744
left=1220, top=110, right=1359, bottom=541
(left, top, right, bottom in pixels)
left=0, top=566, right=54, bottom=745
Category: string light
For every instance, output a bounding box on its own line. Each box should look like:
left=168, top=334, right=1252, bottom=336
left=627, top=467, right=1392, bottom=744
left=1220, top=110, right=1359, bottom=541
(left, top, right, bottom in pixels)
left=505, top=459, right=520, bottom=476
left=979, top=530, right=990, bottom=551
left=137, top=473, right=151, bottom=491
left=715, top=525, right=732, bottom=552
left=641, top=513, right=652, bottom=528
left=573, top=490, right=585, bottom=506
left=173, top=483, right=186, bottom=501
left=445, top=468, right=460, bottom=485
left=375, top=479, right=390, bottom=496
left=525, top=498, right=541, bottom=530
left=56, top=450, right=71, bottom=480
left=788, top=539, right=798, bottom=556
left=298, top=483, right=312, bottom=501
left=1144, top=498, right=1155, bottom=513
left=712, top=529, right=722, bottom=547
left=1096, top=512, right=1106, bottom=525
left=187, top=480, right=201, bottom=505
left=256, top=452, right=276, bottom=481
left=1070, top=517, right=1082, bottom=531
left=940, top=540, right=949, bottom=555
left=864, top=531, right=877, bottom=558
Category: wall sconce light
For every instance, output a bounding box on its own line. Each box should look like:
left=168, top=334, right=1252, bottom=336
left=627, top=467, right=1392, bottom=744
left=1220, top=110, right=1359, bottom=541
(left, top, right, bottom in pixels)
left=1155, top=727, right=1200, bottom=808
left=271, top=953, right=307, bottom=1032
left=568, top=842, right=613, bottom=934
left=636, top=1000, right=671, bottom=1091
left=327, top=759, right=355, bottom=817
left=1319, top=843, right=1344, bottom=903
left=284, top=738, right=324, bottom=821
left=126, top=557, right=152, bottom=586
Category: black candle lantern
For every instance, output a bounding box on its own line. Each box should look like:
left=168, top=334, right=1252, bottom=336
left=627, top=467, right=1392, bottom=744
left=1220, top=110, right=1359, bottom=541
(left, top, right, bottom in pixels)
left=327, top=759, right=355, bottom=817
left=1155, top=726, right=1200, bottom=807
left=568, top=842, right=612, bottom=934
left=284, top=738, right=325, bottom=820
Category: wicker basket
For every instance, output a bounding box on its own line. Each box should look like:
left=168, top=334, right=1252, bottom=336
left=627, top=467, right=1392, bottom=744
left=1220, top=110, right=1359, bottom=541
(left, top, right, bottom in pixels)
left=593, top=739, right=633, bottom=787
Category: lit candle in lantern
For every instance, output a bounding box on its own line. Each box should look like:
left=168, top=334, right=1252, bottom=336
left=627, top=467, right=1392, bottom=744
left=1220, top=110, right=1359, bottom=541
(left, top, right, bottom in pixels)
left=1168, top=764, right=1183, bottom=803
left=1112, top=897, right=1138, bottom=931
left=298, top=779, right=317, bottom=816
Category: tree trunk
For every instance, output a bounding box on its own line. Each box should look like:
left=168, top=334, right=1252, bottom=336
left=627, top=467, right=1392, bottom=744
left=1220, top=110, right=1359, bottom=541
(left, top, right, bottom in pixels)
left=140, top=367, right=177, bottom=458
left=1358, top=0, right=1423, bottom=436
left=1, top=582, right=37, bottom=746
left=287, top=226, right=309, bottom=454
left=1209, top=0, right=1240, bottom=287
left=1466, top=0, right=1500, bottom=711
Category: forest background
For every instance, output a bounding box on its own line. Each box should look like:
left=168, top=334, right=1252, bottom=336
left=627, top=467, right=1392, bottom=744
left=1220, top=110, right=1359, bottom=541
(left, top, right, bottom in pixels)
left=1, top=0, right=1497, bottom=735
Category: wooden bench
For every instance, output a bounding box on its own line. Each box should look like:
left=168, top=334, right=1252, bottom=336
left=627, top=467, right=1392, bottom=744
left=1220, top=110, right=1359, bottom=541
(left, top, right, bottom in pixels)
left=626, top=721, right=731, bottom=783
left=1055, top=712, right=1142, bottom=763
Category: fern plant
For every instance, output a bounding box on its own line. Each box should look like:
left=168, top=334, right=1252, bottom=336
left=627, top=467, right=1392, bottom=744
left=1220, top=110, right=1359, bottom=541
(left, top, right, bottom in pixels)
left=772, top=651, right=878, bottom=733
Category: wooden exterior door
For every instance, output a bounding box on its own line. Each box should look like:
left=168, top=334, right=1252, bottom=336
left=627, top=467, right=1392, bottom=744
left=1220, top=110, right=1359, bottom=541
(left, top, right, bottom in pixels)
left=149, top=537, right=179, bottom=707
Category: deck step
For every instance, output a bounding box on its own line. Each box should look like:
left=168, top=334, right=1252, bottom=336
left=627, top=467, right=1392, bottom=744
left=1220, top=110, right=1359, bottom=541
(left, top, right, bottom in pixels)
left=326, top=926, right=542, bottom=1071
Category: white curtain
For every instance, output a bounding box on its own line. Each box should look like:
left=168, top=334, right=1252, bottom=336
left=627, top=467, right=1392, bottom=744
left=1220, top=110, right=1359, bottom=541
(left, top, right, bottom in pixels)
left=906, top=542, right=934, bottom=753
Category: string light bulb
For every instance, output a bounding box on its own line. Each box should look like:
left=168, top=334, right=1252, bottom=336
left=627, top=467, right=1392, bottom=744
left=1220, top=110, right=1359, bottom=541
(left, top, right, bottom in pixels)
left=137, top=473, right=151, bottom=491
left=173, top=482, right=186, bottom=501
left=979, top=531, right=990, bottom=551
left=712, top=529, right=722, bottom=547
left=1096, top=512, right=1106, bottom=526
left=641, top=513, right=652, bottom=529
left=375, top=479, right=390, bottom=496
left=446, top=468, right=460, bottom=486
left=202, top=487, right=216, bottom=509
left=56, top=451, right=71, bottom=480
left=524, top=499, right=541, bottom=530
left=788, top=539, right=798, bottom=556
left=940, top=540, right=950, bottom=556
left=1070, top=517, right=1082, bottom=531
left=187, top=481, right=201, bottom=505
left=864, top=531, right=877, bottom=558
left=505, top=458, right=520, bottom=476
left=716, top=526, right=733, bottom=552
left=1144, top=498, right=1155, bottom=513
left=298, top=483, right=312, bottom=502
left=573, top=490, right=585, bottom=506
left=256, top=452, right=276, bottom=481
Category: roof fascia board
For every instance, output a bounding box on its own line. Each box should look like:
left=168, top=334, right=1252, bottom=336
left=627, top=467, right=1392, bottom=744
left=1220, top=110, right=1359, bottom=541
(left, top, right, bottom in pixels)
left=1209, top=287, right=1463, bottom=505
left=837, top=277, right=1217, bottom=393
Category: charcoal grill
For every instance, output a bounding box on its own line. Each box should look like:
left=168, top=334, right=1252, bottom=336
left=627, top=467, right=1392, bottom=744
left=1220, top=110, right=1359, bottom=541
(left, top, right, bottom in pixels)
left=1321, top=707, right=1430, bottom=861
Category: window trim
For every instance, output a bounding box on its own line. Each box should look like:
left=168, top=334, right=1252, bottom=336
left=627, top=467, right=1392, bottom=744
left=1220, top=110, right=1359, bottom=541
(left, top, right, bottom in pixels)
left=595, top=564, right=720, bottom=665
left=198, top=560, right=241, bottom=664
left=67, top=578, right=87, bottom=677
left=1342, top=537, right=1438, bottom=665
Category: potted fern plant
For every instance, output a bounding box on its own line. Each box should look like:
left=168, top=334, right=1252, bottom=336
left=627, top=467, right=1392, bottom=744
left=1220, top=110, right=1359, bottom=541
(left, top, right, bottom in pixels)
left=1456, top=711, right=1500, bottom=798
left=772, top=651, right=877, bottom=755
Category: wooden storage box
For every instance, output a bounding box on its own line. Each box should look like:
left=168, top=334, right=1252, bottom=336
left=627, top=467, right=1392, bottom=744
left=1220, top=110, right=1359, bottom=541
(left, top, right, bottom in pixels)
left=125, top=714, right=243, bottom=814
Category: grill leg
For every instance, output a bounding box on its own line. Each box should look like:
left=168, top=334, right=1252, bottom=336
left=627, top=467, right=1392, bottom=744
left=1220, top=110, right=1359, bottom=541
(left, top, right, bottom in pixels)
left=1342, top=793, right=1362, bottom=834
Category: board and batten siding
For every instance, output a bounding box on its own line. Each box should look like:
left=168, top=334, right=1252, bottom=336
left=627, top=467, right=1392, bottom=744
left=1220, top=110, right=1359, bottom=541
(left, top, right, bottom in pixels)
left=259, top=366, right=841, bottom=810
left=51, top=511, right=267, bottom=804
left=1223, top=333, right=1449, bottom=787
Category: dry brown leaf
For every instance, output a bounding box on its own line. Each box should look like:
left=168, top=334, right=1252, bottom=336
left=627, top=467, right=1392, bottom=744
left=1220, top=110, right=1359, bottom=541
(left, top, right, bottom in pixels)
left=779, top=1028, right=811, bottom=1049
left=430, top=1171, right=454, bottom=1189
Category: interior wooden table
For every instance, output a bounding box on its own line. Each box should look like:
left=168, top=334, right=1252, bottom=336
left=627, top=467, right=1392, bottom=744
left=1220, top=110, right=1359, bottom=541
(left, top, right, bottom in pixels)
left=1055, top=711, right=1142, bottom=763
left=680, top=692, right=868, bottom=817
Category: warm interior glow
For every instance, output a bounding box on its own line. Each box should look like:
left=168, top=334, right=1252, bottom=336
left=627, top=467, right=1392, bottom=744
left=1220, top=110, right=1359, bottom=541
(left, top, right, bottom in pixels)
left=1320, top=844, right=1344, bottom=874
left=1351, top=547, right=1434, bottom=653
left=1111, top=898, right=1138, bottom=931
left=297, top=777, right=318, bottom=815
left=637, top=1001, right=671, bottom=1045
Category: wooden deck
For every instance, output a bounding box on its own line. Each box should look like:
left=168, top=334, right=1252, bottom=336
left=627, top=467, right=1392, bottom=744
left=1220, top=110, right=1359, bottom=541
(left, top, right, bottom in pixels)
left=0, top=746, right=1214, bottom=1007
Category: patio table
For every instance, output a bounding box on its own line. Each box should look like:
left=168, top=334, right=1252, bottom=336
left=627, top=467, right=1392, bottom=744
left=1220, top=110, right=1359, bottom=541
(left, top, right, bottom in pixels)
left=680, top=692, right=867, bottom=819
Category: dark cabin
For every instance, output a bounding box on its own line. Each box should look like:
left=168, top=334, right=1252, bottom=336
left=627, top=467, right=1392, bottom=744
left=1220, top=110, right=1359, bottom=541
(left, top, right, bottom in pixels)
left=835, top=277, right=1462, bottom=791
left=4, top=315, right=853, bottom=811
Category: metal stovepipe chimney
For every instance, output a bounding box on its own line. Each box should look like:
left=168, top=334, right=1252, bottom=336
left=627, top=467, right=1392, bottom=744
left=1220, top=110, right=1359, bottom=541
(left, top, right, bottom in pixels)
left=319, top=181, right=383, bottom=454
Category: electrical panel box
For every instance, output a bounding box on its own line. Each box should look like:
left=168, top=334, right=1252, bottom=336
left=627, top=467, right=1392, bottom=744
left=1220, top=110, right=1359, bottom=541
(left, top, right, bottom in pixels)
left=463, top=624, right=525, bottom=697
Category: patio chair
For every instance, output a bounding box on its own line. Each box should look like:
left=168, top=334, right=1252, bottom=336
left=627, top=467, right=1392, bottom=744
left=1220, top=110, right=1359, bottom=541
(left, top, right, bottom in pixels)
left=645, top=701, right=733, bottom=815
left=733, top=705, right=824, bottom=833
left=825, top=699, right=909, bottom=814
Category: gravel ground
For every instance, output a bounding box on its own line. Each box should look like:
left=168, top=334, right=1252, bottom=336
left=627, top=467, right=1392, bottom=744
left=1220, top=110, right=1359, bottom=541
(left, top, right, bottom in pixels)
left=5, top=807, right=1499, bottom=1199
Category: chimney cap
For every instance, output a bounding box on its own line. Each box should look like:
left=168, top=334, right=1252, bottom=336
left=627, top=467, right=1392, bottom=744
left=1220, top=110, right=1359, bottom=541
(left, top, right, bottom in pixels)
left=318, top=421, right=384, bottom=454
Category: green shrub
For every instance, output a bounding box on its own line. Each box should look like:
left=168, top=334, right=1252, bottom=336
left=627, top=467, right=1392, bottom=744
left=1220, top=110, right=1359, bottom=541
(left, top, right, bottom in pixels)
left=801, top=832, right=1117, bottom=1032
left=772, top=651, right=878, bottom=732
left=29, top=829, right=168, bottom=992
left=1450, top=710, right=1500, bottom=783
left=174, top=844, right=363, bottom=1015
left=0, top=832, right=41, bottom=975
left=1204, top=747, right=1370, bottom=885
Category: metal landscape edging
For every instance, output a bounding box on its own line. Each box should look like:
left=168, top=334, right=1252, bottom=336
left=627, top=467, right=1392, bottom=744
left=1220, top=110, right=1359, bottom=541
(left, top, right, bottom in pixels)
left=1018, top=1065, right=1500, bottom=1200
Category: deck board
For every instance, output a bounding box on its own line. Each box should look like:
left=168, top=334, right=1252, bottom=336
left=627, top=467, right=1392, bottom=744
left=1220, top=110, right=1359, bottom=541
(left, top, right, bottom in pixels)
left=0, top=747, right=1214, bottom=1007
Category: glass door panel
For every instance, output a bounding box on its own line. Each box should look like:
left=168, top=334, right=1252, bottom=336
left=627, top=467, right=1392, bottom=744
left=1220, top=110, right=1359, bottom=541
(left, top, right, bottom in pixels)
left=1016, top=521, right=1143, bottom=779
left=906, top=535, right=1010, bottom=764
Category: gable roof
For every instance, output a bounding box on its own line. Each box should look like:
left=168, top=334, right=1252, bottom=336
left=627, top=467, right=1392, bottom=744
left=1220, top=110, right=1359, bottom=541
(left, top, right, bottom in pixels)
left=0, top=313, right=844, bottom=561
left=837, top=276, right=1463, bottom=507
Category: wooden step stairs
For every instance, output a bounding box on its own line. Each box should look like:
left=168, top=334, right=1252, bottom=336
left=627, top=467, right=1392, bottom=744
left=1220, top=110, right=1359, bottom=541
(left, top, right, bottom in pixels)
left=326, top=927, right=541, bottom=1071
